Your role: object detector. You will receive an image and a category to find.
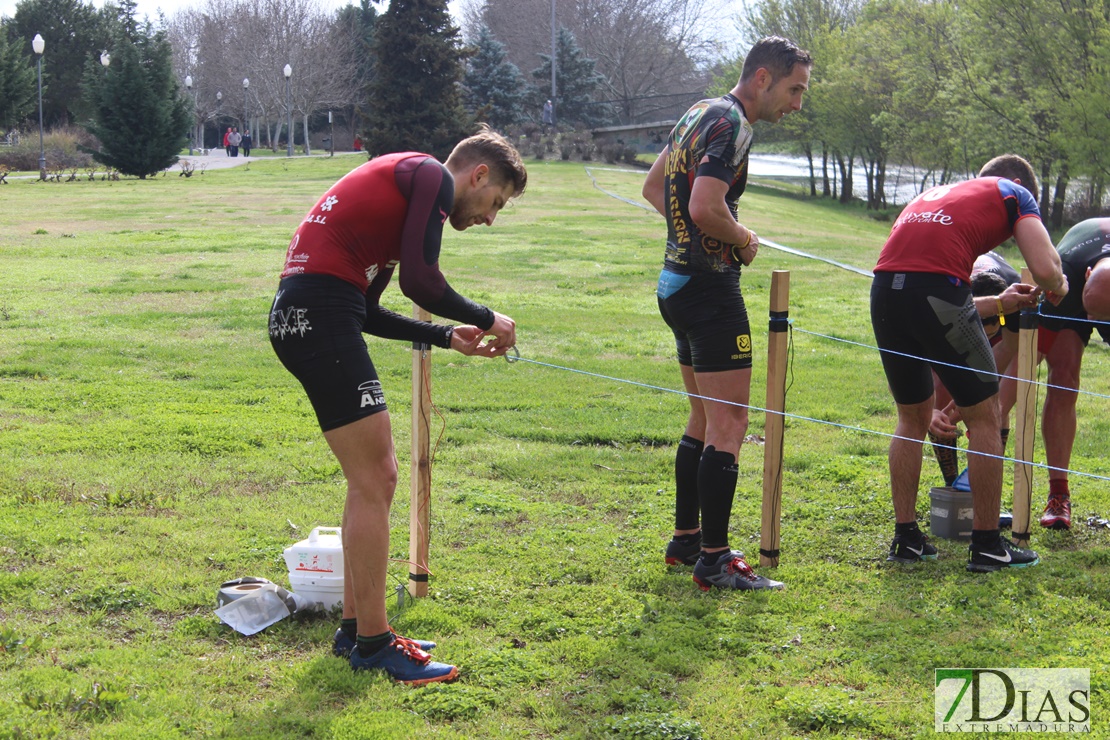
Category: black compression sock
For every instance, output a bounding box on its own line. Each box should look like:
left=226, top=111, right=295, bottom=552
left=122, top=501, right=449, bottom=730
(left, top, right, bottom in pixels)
left=929, top=433, right=959, bottom=487
left=970, top=529, right=1001, bottom=549
left=675, top=435, right=704, bottom=530
left=340, top=618, right=357, bottom=640
left=356, top=632, right=392, bottom=658
left=699, top=549, right=731, bottom=566
left=698, top=446, right=738, bottom=549
left=895, top=521, right=922, bottom=537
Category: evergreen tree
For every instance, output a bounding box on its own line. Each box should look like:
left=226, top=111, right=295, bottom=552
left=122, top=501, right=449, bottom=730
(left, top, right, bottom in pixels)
left=0, top=30, right=36, bottom=131
left=530, top=27, right=612, bottom=129
left=363, top=0, right=470, bottom=160
left=337, top=0, right=380, bottom=125
left=7, top=0, right=111, bottom=126
left=463, top=26, right=526, bottom=131
left=82, top=22, right=190, bottom=179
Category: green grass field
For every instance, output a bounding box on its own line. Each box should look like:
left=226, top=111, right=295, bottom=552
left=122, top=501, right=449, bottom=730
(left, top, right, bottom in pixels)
left=0, top=157, right=1107, bottom=739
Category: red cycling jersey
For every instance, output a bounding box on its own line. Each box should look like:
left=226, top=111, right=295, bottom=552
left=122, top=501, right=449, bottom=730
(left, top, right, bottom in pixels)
left=280, top=152, right=492, bottom=329
left=875, top=177, right=1041, bottom=282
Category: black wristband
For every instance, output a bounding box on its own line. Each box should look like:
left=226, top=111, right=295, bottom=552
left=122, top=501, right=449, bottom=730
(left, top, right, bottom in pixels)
left=440, top=325, right=454, bottom=349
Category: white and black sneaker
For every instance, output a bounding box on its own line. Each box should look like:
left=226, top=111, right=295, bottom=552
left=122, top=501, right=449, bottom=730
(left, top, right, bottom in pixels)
left=967, top=537, right=1039, bottom=573
left=886, top=531, right=938, bottom=563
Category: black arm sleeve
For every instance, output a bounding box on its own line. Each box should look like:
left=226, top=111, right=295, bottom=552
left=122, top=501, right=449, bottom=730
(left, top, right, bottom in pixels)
left=362, top=304, right=453, bottom=348
left=362, top=265, right=452, bottom=348
left=394, top=158, right=495, bottom=330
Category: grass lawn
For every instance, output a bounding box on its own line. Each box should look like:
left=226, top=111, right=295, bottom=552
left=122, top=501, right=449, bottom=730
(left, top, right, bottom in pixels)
left=0, top=157, right=1107, bottom=739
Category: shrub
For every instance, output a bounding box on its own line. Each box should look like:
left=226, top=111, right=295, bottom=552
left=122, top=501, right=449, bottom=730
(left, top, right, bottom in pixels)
left=0, top=126, right=96, bottom=171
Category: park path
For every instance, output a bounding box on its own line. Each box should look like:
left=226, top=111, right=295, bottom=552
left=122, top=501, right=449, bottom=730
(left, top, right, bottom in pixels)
left=2, top=150, right=358, bottom=181
left=170, top=149, right=360, bottom=172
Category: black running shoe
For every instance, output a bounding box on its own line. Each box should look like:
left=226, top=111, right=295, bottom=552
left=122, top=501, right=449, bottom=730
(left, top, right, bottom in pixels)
left=692, top=550, right=784, bottom=591
left=967, top=537, right=1040, bottom=573
left=886, top=531, right=938, bottom=563
left=665, top=534, right=701, bottom=566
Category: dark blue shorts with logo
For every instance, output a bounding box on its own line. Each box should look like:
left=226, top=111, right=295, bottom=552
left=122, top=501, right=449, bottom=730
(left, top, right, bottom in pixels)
left=269, top=274, right=387, bottom=432
left=657, top=269, right=753, bottom=373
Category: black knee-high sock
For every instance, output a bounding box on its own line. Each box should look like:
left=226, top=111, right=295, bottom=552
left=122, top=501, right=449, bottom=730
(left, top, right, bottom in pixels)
left=698, top=446, right=738, bottom=549
left=930, top=433, right=959, bottom=487
left=675, top=435, right=704, bottom=531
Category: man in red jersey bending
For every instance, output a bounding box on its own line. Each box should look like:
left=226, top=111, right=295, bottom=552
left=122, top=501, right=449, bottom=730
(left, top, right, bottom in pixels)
left=270, top=127, right=526, bottom=684
left=870, top=154, right=1066, bottom=573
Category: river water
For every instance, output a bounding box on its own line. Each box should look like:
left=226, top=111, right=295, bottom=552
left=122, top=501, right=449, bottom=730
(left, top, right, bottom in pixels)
left=748, top=153, right=940, bottom=206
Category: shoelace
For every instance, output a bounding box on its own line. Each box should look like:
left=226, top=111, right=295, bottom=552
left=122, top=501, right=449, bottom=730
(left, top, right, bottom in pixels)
left=391, top=635, right=431, bottom=665
left=1045, top=496, right=1070, bottom=516
left=724, top=555, right=758, bottom=581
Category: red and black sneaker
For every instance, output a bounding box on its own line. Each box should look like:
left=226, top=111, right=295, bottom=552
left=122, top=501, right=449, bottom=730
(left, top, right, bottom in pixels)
left=1039, top=494, right=1072, bottom=530
left=664, top=534, right=701, bottom=566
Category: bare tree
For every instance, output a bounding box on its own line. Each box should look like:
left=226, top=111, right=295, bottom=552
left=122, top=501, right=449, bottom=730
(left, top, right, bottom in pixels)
left=167, top=0, right=361, bottom=153
left=461, top=0, right=723, bottom=124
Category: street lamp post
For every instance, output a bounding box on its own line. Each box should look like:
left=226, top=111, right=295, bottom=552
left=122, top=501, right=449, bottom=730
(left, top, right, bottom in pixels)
left=185, top=75, right=193, bottom=155
left=283, top=64, right=292, bottom=157
left=328, top=110, right=333, bottom=157
left=32, top=34, right=45, bottom=181
left=216, top=91, right=222, bottom=154
left=242, top=78, right=249, bottom=141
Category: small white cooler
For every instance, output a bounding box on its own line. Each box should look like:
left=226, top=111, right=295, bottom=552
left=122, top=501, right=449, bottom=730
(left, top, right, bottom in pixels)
left=283, top=527, right=345, bottom=609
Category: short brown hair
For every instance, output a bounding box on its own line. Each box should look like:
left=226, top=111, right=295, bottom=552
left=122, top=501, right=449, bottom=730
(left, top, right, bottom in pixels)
left=446, top=125, right=527, bottom=197
left=979, top=154, right=1038, bottom=195
left=740, top=36, right=813, bottom=84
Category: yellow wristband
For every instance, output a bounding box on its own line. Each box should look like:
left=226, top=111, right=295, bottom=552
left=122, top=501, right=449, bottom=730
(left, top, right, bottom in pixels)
left=741, top=231, right=753, bottom=250
left=995, top=297, right=1006, bottom=326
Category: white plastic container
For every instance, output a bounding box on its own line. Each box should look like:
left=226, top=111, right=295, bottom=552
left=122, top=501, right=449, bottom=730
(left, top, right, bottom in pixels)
left=283, top=526, right=344, bottom=578
left=283, top=527, right=345, bottom=608
left=288, top=571, right=345, bottom=610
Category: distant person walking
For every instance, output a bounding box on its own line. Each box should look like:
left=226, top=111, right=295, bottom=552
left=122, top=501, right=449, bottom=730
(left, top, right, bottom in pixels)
left=229, top=127, right=242, bottom=158
left=223, top=127, right=232, bottom=157
left=241, top=130, right=252, bottom=157
left=542, top=99, right=554, bottom=128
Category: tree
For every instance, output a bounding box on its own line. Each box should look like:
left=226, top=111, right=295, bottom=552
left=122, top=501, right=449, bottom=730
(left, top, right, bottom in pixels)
left=465, top=0, right=717, bottom=125
left=82, top=21, right=190, bottom=178
left=6, top=0, right=110, bottom=126
left=530, top=26, right=612, bottom=128
left=0, top=28, right=36, bottom=131
left=463, top=25, right=527, bottom=130
left=363, top=0, right=470, bottom=159
left=337, top=0, right=380, bottom=147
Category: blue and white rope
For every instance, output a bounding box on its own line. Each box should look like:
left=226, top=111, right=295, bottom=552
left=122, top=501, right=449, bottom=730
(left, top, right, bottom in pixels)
left=504, top=351, right=1110, bottom=483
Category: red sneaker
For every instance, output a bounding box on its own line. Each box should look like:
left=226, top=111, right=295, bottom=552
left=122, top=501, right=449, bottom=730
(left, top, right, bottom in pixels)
left=1039, top=494, right=1072, bottom=530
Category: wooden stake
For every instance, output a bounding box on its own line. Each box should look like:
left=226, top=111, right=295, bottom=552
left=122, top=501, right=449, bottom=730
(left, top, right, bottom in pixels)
left=1011, top=268, right=1038, bottom=547
left=408, top=305, right=432, bottom=597
left=760, top=270, right=790, bottom=568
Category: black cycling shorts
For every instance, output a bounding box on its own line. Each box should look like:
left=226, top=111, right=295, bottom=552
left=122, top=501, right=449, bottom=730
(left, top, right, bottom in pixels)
left=657, top=270, right=753, bottom=372
left=871, top=271, right=998, bottom=408
left=269, top=274, right=388, bottom=432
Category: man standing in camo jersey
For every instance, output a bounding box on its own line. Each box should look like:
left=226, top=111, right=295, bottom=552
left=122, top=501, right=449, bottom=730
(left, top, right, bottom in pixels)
left=642, top=36, right=812, bottom=591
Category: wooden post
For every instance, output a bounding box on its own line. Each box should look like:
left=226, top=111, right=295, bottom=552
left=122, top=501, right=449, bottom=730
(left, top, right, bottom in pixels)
left=408, top=305, right=433, bottom=597
left=760, top=270, right=790, bottom=568
left=1011, top=268, right=1038, bottom=547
